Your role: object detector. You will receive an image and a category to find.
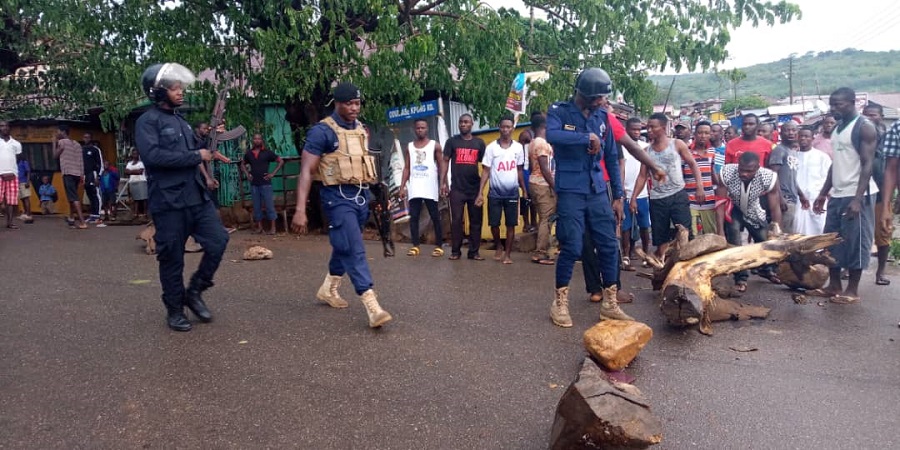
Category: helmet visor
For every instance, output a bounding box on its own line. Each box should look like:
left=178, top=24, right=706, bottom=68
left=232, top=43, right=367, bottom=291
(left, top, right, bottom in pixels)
left=154, top=63, right=196, bottom=92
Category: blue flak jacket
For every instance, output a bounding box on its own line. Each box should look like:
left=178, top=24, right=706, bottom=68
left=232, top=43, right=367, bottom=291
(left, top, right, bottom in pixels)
left=546, top=101, right=623, bottom=199
left=135, top=106, right=209, bottom=213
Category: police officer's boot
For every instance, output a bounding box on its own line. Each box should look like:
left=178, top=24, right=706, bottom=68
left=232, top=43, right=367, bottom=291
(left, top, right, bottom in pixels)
left=163, top=294, right=191, bottom=332
left=599, top=285, right=634, bottom=321
left=185, top=278, right=213, bottom=323
left=550, top=286, right=573, bottom=328
left=166, top=310, right=192, bottom=331
left=316, top=274, right=349, bottom=308
left=359, top=289, right=392, bottom=328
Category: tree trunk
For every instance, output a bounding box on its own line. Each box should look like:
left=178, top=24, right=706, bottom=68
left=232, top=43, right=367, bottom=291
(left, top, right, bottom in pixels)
left=653, top=229, right=841, bottom=335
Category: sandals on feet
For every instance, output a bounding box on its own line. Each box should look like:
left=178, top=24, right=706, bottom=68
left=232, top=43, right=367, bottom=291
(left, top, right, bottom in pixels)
left=407, top=246, right=420, bottom=256
left=449, top=253, right=461, bottom=260
left=432, top=247, right=444, bottom=257
left=876, top=276, right=891, bottom=286
left=829, top=294, right=860, bottom=304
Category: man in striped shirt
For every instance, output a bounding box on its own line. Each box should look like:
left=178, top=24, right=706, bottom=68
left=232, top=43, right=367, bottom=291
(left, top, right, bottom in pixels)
left=684, top=120, right=719, bottom=235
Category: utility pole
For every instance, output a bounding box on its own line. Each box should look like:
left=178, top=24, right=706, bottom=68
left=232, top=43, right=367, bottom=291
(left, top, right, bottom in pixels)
left=788, top=54, right=795, bottom=104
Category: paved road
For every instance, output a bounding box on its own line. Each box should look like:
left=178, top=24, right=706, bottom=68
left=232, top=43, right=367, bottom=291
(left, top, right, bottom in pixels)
left=2, top=217, right=899, bottom=449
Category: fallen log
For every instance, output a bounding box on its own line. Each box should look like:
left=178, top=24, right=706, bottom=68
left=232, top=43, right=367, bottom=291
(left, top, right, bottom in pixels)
left=659, top=231, right=841, bottom=335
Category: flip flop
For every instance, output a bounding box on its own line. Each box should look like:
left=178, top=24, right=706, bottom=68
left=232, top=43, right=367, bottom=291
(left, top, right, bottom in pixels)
left=829, top=294, right=860, bottom=304
left=431, top=247, right=444, bottom=257
left=76, top=223, right=88, bottom=229
left=876, top=276, right=891, bottom=286
left=493, top=249, right=504, bottom=261
left=532, top=257, right=555, bottom=265
left=449, top=254, right=461, bottom=260
left=6, top=224, right=20, bottom=230
left=806, top=288, right=837, bottom=298
left=468, top=254, right=485, bottom=261
left=407, top=246, right=420, bottom=256
left=502, top=258, right=513, bottom=265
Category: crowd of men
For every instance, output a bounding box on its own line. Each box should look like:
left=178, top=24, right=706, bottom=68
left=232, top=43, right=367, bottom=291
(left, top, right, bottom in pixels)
left=2, top=64, right=898, bottom=332
left=407, top=83, right=896, bottom=325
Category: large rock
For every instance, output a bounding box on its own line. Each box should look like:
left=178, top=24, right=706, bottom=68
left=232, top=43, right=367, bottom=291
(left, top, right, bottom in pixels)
left=583, top=320, right=653, bottom=371
left=549, top=357, right=663, bottom=449
left=243, top=245, right=273, bottom=260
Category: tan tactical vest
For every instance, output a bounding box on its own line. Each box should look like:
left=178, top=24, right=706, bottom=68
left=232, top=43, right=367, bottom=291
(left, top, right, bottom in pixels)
left=316, top=117, right=378, bottom=185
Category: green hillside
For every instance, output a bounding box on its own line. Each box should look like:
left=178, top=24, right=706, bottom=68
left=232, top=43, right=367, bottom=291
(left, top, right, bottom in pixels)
left=649, top=49, right=900, bottom=106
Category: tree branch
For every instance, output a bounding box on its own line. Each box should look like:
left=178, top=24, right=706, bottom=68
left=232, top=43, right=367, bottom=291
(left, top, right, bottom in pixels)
left=410, top=0, right=451, bottom=15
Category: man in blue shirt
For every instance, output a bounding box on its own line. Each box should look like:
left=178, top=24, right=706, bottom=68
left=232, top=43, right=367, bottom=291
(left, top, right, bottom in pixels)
left=291, top=82, right=392, bottom=328
left=135, top=63, right=229, bottom=332
left=546, top=68, right=634, bottom=327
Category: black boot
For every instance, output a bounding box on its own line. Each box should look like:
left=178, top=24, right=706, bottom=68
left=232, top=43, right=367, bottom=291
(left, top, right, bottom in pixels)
left=167, top=310, right=192, bottom=332
left=185, top=279, right=213, bottom=323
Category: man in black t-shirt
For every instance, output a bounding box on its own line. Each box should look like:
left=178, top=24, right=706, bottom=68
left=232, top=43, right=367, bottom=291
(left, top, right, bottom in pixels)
left=242, top=133, right=284, bottom=234
left=441, top=113, right=487, bottom=260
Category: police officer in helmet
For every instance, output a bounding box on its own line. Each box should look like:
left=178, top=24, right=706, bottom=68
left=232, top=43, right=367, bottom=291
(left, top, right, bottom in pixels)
left=291, top=82, right=392, bottom=328
left=546, top=67, right=635, bottom=328
left=135, top=63, right=230, bottom=332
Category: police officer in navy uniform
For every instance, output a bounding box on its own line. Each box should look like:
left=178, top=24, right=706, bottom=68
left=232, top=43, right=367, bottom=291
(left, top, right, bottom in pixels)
left=547, top=68, right=635, bottom=328
left=291, top=82, right=392, bottom=328
left=135, top=63, right=230, bottom=332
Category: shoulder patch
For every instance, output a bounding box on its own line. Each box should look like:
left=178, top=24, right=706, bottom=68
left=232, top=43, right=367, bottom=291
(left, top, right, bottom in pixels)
left=564, top=124, right=576, bottom=131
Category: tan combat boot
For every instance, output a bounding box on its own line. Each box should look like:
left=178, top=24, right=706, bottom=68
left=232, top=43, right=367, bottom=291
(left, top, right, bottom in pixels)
left=550, top=286, right=573, bottom=328
left=360, top=289, right=393, bottom=328
left=316, top=274, right=349, bottom=308
left=599, top=285, right=634, bottom=321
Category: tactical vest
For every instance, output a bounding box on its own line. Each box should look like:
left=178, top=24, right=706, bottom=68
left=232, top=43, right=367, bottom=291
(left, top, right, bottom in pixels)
left=317, top=116, right=378, bottom=185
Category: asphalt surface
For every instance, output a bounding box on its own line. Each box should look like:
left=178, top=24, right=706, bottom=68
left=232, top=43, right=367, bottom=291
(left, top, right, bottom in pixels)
left=2, top=217, right=899, bottom=449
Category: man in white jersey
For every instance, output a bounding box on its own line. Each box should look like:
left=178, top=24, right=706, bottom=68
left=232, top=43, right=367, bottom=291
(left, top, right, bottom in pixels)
left=813, top=87, right=879, bottom=305
left=475, top=116, right=527, bottom=265
left=399, top=119, right=445, bottom=257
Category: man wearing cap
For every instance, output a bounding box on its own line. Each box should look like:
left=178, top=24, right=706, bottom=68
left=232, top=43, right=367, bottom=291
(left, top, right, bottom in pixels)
left=674, top=118, right=692, bottom=145
left=292, top=82, right=392, bottom=328
left=135, top=62, right=228, bottom=332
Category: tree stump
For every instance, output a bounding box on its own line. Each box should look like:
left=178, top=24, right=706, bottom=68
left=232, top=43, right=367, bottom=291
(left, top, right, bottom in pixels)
left=642, top=225, right=840, bottom=335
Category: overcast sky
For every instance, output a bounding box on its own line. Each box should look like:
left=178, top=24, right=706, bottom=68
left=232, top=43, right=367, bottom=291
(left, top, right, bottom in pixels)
left=485, top=0, right=900, bottom=72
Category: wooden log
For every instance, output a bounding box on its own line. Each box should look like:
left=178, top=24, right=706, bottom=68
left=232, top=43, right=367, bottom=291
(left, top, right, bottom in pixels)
left=660, top=232, right=842, bottom=335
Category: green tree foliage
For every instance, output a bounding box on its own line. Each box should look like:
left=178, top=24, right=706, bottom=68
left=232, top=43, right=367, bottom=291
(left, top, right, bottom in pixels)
left=1, top=0, right=799, bottom=128
left=721, top=95, right=769, bottom=114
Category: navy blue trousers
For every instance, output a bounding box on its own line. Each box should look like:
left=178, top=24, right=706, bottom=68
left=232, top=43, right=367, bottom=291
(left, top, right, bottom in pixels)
left=555, top=192, right=619, bottom=290
left=321, top=188, right=374, bottom=295
left=154, top=201, right=229, bottom=314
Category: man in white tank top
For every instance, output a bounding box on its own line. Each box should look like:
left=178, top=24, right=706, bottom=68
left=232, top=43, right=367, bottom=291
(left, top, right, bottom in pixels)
left=813, top=87, right=879, bottom=305
left=400, top=118, right=445, bottom=257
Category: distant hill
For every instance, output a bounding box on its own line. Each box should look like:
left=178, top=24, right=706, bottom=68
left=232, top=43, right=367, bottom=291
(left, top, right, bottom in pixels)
left=649, top=49, right=900, bottom=106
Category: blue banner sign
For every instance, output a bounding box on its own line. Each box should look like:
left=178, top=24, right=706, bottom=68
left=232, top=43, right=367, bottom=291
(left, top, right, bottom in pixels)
left=387, top=100, right=439, bottom=123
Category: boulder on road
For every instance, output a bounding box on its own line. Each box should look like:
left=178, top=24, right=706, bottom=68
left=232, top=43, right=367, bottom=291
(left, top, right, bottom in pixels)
left=549, top=357, right=663, bottom=449
left=583, top=320, right=653, bottom=371
left=243, top=246, right=273, bottom=260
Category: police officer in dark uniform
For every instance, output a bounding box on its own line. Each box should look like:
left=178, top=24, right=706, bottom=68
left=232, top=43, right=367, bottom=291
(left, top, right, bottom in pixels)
left=546, top=68, right=634, bottom=328
left=291, top=82, right=392, bottom=328
left=135, top=63, right=230, bottom=332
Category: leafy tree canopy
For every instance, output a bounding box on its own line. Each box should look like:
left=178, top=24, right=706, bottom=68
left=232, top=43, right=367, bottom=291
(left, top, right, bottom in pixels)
left=1, top=0, right=799, bottom=129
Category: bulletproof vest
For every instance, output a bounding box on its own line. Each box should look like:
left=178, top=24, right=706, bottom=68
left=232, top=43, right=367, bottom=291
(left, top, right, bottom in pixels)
left=317, top=117, right=378, bottom=186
